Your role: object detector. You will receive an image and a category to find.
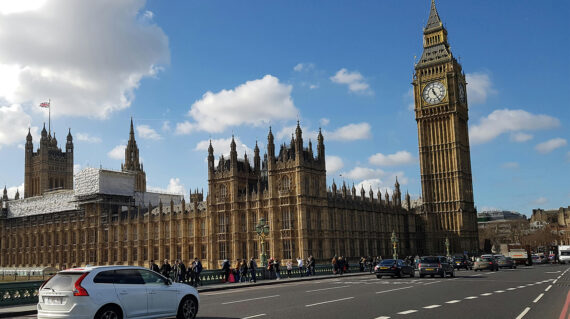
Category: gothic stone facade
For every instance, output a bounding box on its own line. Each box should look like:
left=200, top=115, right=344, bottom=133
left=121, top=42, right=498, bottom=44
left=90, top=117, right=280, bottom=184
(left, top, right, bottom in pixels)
left=0, top=124, right=420, bottom=270
left=412, top=0, right=479, bottom=254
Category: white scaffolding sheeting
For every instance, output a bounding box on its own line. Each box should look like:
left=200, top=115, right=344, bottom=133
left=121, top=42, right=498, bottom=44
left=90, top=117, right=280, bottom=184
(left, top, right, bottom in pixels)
left=135, top=191, right=183, bottom=208
left=75, top=167, right=135, bottom=197
left=7, top=190, right=77, bottom=218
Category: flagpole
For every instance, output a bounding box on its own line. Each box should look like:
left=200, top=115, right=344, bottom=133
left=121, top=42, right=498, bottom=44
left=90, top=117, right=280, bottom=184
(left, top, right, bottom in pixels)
left=48, top=99, right=51, bottom=135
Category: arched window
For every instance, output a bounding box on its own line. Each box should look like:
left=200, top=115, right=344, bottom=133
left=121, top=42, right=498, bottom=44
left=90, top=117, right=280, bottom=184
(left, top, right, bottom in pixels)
left=219, top=184, right=227, bottom=199
left=281, top=175, right=291, bottom=191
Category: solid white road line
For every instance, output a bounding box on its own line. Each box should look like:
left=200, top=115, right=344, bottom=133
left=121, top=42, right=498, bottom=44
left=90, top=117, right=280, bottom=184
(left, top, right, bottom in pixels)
left=465, top=296, right=478, bottom=299
left=515, top=307, right=531, bottom=319
left=375, top=286, right=414, bottom=294
left=305, top=297, right=354, bottom=307
left=445, top=300, right=461, bottom=304
left=546, top=271, right=561, bottom=273
left=423, top=281, right=441, bottom=286
left=397, top=310, right=418, bottom=315
left=423, top=305, right=441, bottom=309
left=546, top=285, right=552, bottom=292
left=533, top=293, right=544, bottom=303
left=222, top=295, right=280, bottom=305
left=306, top=285, right=350, bottom=293
left=242, top=314, right=266, bottom=319
left=375, top=317, right=391, bottom=319
left=481, top=293, right=493, bottom=296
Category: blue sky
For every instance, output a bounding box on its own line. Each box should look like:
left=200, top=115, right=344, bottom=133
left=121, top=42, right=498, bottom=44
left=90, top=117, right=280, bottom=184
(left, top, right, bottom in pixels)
left=0, top=0, right=568, bottom=216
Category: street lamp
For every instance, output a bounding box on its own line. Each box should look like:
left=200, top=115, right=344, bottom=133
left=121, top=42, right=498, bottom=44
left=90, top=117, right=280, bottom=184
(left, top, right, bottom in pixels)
left=445, top=236, right=450, bottom=257
left=255, top=218, right=270, bottom=266
left=391, top=230, right=399, bottom=260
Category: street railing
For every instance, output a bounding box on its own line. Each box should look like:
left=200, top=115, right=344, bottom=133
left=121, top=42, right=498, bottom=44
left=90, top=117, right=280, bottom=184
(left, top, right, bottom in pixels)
left=0, top=264, right=365, bottom=307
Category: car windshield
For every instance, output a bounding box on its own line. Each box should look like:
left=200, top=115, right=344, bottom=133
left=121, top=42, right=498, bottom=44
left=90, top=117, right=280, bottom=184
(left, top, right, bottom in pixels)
left=380, top=259, right=396, bottom=265
left=43, top=272, right=85, bottom=292
left=420, top=257, right=438, bottom=263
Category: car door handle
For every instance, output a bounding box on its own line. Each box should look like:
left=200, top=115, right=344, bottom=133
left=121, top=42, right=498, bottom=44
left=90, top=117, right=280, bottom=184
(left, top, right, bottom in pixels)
left=119, top=290, right=128, bottom=295
left=148, top=291, right=156, bottom=294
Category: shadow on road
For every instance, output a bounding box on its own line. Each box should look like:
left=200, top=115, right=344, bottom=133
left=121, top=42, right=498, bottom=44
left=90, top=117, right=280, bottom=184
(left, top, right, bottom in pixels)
left=197, top=317, right=240, bottom=319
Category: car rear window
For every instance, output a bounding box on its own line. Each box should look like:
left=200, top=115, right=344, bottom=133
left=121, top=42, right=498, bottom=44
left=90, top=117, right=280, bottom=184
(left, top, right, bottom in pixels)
left=43, top=272, right=85, bottom=291
left=420, top=257, right=438, bottom=263
left=380, top=259, right=396, bottom=265
left=93, top=270, right=115, bottom=284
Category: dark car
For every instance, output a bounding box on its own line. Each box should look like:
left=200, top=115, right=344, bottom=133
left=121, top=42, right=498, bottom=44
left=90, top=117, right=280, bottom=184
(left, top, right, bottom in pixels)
left=374, top=259, right=415, bottom=278
left=497, top=256, right=516, bottom=269
left=418, top=256, right=454, bottom=278
left=452, top=256, right=471, bottom=270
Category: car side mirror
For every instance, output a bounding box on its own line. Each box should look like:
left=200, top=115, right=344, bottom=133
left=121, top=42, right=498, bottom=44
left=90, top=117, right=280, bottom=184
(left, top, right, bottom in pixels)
left=166, top=278, right=173, bottom=285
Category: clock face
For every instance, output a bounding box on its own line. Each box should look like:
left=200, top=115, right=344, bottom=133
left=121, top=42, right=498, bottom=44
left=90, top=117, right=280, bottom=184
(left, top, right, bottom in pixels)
left=458, top=83, right=466, bottom=103
left=422, top=81, right=446, bottom=104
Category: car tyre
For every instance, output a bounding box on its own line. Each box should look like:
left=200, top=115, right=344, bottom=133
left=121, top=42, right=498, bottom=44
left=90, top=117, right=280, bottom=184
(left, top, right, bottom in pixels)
left=95, top=305, right=123, bottom=319
left=431, top=274, right=435, bottom=278
left=410, top=271, right=415, bottom=278
left=440, top=271, right=445, bottom=278
left=420, top=274, right=425, bottom=278
left=376, top=275, right=382, bottom=279
left=451, top=270, right=455, bottom=278
left=177, top=296, right=198, bottom=319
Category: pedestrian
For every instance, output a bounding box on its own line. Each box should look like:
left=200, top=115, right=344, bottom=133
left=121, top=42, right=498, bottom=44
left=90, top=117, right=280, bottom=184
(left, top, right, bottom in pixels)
left=267, top=257, right=275, bottom=279
left=149, top=260, right=159, bottom=273
left=177, top=259, right=186, bottom=283
left=234, top=259, right=241, bottom=283
left=239, top=259, right=248, bottom=283
left=194, top=258, right=203, bottom=286
left=367, top=256, right=373, bottom=273
left=332, top=255, right=338, bottom=275
left=249, top=257, right=257, bottom=283
left=274, top=259, right=281, bottom=280
left=297, top=257, right=304, bottom=277
left=160, top=259, right=172, bottom=279
left=221, top=259, right=231, bottom=283
left=338, top=256, right=344, bottom=275
left=286, top=260, right=293, bottom=278
left=359, top=257, right=365, bottom=272
left=187, top=261, right=195, bottom=286
left=308, top=255, right=315, bottom=276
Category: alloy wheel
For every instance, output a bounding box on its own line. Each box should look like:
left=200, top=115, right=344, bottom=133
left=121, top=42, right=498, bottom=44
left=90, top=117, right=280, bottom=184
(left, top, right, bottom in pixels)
left=182, top=298, right=197, bottom=319
left=101, top=310, right=119, bottom=319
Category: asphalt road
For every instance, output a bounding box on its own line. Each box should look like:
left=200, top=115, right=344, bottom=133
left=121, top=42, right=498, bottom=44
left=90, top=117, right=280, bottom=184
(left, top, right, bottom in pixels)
left=196, top=264, right=570, bottom=319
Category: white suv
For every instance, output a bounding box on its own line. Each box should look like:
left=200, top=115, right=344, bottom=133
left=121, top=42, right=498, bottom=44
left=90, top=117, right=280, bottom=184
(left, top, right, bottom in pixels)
left=37, top=265, right=199, bottom=319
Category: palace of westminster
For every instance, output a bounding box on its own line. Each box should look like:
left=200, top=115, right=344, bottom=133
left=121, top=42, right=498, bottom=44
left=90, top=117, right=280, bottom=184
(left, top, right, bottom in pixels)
left=0, top=1, right=479, bottom=269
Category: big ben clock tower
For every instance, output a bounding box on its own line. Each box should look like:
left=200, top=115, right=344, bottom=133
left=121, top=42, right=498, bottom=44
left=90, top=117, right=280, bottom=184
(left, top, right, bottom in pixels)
left=412, top=0, right=478, bottom=254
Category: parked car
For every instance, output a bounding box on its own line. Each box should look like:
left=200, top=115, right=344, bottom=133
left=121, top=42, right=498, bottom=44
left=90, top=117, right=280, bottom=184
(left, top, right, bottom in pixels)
left=38, top=265, right=199, bottom=319
left=473, top=257, right=499, bottom=271
left=418, top=256, right=454, bottom=278
left=496, top=256, right=516, bottom=269
left=452, top=255, right=471, bottom=270
left=374, top=259, right=415, bottom=278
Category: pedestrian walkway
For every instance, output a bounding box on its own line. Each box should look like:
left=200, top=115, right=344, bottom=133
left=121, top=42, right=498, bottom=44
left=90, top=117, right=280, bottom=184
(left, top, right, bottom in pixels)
left=0, top=271, right=372, bottom=317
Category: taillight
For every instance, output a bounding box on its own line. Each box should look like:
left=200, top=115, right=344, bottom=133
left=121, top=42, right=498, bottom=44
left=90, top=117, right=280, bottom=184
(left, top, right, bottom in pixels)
left=392, top=266, right=397, bottom=270
left=73, top=273, right=89, bottom=296
left=39, top=275, right=55, bottom=290
left=489, top=262, right=493, bottom=265
left=438, top=263, right=442, bottom=268
left=418, top=263, right=422, bottom=268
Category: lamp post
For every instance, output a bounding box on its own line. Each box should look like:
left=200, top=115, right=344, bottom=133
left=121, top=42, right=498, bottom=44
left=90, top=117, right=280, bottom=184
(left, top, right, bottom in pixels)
left=255, top=218, right=270, bottom=266
left=391, top=230, right=399, bottom=260
left=445, top=236, right=450, bottom=257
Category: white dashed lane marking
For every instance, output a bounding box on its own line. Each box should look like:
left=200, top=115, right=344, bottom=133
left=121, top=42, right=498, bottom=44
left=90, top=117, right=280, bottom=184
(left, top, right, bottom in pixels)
left=397, top=310, right=418, bottom=315
left=222, top=295, right=280, bottom=305
left=481, top=293, right=493, bottom=296
left=464, top=296, right=478, bottom=299
left=507, top=288, right=516, bottom=291
left=445, top=300, right=461, bottom=304
left=242, top=314, right=266, bottom=319
left=545, top=285, right=552, bottom=292
left=515, top=307, right=531, bottom=319
left=306, top=285, right=350, bottom=293
left=423, top=305, right=441, bottom=309
left=494, top=290, right=505, bottom=293
left=305, top=297, right=354, bottom=307
left=533, top=293, right=544, bottom=303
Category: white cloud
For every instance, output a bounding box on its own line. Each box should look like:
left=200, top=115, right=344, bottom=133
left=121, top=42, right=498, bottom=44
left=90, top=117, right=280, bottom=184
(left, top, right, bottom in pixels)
left=6, top=183, right=24, bottom=199
left=535, top=138, right=567, bottom=154
left=148, top=178, right=185, bottom=195
left=501, top=162, right=519, bottom=169
left=532, top=197, right=548, bottom=206
left=465, top=72, right=496, bottom=104
left=355, top=179, right=393, bottom=196
left=510, top=132, right=533, bottom=143
left=330, top=68, right=371, bottom=94
left=161, top=121, right=171, bottom=132
left=293, top=63, right=314, bottom=72
left=469, top=109, right=560, bottom=144
left=177, top=75, right=297, bottom=134
left=0, top=0, right=169, bottom=119
left=136, top=125, right=162, bottom=140
left=341, top=166, right=407, bottom=186
left=320, top=118, right=330, bottom=126
left=0, top=0, right=47, bottom=15
left=195, top=137, right=253, bottom=159
left=309, top=84, right=319, bottom=90
left=73, top=164, right=82, bottom=174
left=0, top=104, right=39, bottom=149
left=108, top=144, right=125, bottom=160
left=326, top=122, right=372, bottom=141
left=76, top=133, right=102, bottom=143
left=276, top=125, right=318, bottom=142
left=326, top=155, right=344, bottom=176
left=175, top=121, right=194, bottom=135
left=369, top=151, right=416, bottom=166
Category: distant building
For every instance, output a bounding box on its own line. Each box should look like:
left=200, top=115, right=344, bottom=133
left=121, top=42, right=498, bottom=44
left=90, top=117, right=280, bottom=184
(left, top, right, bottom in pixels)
left=478, top=211, right=526, bottom=222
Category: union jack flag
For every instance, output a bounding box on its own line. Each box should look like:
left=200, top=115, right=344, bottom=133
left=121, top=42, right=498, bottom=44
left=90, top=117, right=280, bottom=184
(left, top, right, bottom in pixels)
left=39, top=101, right=50, bottom=108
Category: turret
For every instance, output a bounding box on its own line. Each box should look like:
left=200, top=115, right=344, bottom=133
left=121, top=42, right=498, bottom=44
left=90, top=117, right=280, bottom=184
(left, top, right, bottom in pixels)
left=308, top=139, right=313, bottom=159
left=66, top=128, right=73, bottom=152
left=332, top=180, right=337, bottom=195
left=14, top=189, right=19, bottom=200
left=360, top=185, right=366, bottom=199
left=40, top=123, right=48, bottom=144
left=369, top=186, right=374, bottom=202
left=254, top=141, right=260, bottom=172
left=385, top=190, right=390, bottom=206
left=51, top=132, right=58, bottom=147
left=394, top=176, right=402, bottom=207
left=351, top=183, right=356, bottom=198
left=207, top=140, right=215, bottom=177
left=2, top=186, right=7, bottom=201
left=230, top=135, right=237, bottom=172
left=267, top=127, right=275, bottom=167
left=317, top=128, right=325, bottom=162
left=405, top=191, right=411, bottom=210
left=295, top=121, right=303, bottom=162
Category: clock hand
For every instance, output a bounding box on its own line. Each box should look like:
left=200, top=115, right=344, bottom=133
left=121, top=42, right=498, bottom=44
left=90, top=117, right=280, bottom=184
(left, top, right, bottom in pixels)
left=431, top=89, right=437, bottom=97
